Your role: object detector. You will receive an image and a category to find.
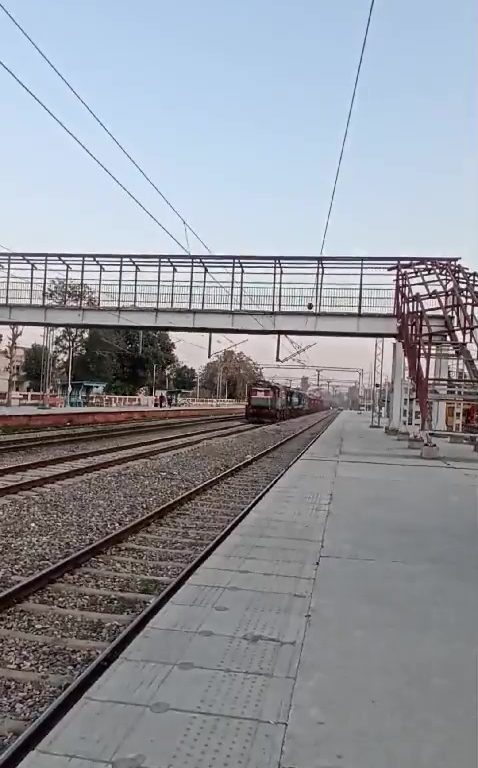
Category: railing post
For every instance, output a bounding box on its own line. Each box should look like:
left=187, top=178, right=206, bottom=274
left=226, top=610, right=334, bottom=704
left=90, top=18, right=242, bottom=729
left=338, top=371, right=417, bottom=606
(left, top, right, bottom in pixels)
left=64, top=264, right=70, bottom=302
left=79, top=256, right=85, bottom=308
left=230, top=259, right=235, bottom=311
left=29, top=264, right=34, bottom=304
left=278, top=266, right=283, bottom=311
left=156, top=259, right=162, bottom=311
left=171, top=267, right=176, bottom=308
left=98, top=265, right=103, bottom=306
left=188, top=260, right=194, bottom=310
left=118, top=256, right=123, bottom=309
left=239, top=266, right=244, bottom=310
left=394, top=263, right=400, bottom=318
left=358, top=259, right=364, bottom=315
left=42, top=256, right=48, bottom=304
left=5, top=251, right=11, bottom=304
left=133, top=265, right=139, bottom=307
left=314, top=261, right=320, bottom=312
left=201, top=266, right=207, bottom=310
left=272, top=259, right=277, bottom=312
left=317, top=263, right=324, bottom=313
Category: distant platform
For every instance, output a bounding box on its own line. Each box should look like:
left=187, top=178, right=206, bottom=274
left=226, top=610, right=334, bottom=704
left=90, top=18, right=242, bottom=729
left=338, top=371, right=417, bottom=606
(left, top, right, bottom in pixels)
left=19, top=413, right=478, bottom=768
left=0, top=404, right=244, bottom=429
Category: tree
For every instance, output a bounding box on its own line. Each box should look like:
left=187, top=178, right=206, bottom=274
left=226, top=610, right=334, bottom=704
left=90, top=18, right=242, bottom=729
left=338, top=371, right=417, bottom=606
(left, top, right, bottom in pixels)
left=200, top=350, right=262, bottom=399
left=23, top=343, right=50, bottom=390
left=173, top=363, right=196, bottom=391
left=73, top=328, right=177, bottom=394
left=2, top=324, right=24, bottom=405
left=46, top=279, right=97, bottom=379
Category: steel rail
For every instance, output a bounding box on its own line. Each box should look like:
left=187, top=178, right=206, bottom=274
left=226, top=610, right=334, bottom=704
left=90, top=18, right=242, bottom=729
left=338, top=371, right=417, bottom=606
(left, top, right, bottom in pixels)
left=0, top=421, right=255, bottom=498
left=0, top=410, right=337, bottom=768
left=0, top=413, right=241, bottom=453
left=0, top=419, right=248, bottom=478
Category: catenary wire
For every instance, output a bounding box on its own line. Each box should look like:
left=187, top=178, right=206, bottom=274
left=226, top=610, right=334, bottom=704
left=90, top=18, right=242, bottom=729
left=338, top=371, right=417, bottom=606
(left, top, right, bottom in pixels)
left=0, top=59, right=265, bottom=324
left=319, top=0, right=376, bottom=255
left=0, top=59, right=192, bottom=255
left=0, top=0, right=212, bottom=255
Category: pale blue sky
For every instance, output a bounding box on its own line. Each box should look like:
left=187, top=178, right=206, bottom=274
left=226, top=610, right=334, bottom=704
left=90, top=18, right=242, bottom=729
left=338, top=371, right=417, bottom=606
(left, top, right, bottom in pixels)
left=1, top=0, right=477, bottom=371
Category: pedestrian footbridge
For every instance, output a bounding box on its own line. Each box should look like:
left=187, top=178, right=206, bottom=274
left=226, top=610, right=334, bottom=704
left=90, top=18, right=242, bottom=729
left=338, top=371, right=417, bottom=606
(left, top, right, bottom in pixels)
left=0, top=253, right=412, bottom=336
left=2, top=252, right=477, bottom=429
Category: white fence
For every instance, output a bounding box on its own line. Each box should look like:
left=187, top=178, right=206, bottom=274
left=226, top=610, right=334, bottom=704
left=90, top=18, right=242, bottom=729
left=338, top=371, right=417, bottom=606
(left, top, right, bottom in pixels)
left=0, top=391, right=244, bottom=409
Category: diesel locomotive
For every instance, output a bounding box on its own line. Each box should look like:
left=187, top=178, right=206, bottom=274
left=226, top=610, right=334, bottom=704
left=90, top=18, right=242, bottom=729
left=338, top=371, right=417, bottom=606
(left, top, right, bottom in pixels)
left=245, top=380, right=325, bottom=423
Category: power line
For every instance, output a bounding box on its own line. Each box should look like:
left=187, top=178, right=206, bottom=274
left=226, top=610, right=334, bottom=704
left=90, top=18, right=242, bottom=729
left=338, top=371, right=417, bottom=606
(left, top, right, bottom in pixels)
left=320, top=0, right=376, bottom=255
left=0, top=58, right=191, bottom=254
left=0, top=4, right=272, bottom=335
left=0, top=1, right=212, bottom=255
left=0, top=64, right=262, bottom=322
left=0, top=243, right=12, bottom=252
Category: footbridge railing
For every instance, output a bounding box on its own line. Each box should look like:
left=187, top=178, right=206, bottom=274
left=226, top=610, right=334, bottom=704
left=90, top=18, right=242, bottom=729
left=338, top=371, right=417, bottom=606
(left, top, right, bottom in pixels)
left=0, top=253, right=436, bottom=318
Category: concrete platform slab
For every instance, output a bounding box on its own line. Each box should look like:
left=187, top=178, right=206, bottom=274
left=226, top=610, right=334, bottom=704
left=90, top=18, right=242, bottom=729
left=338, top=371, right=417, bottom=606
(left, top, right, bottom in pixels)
left=123, top=627, right=300, bottom=677
left=282, top=556, right=477, bottom=768
left=204, top=553, right=316, bottom=578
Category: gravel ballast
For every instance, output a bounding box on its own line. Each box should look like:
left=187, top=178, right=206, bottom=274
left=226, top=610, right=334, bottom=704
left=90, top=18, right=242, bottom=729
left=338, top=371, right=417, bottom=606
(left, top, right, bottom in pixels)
left=0, top=414, right=324, bottom=584
left=0, top=418, right=245, bottom=469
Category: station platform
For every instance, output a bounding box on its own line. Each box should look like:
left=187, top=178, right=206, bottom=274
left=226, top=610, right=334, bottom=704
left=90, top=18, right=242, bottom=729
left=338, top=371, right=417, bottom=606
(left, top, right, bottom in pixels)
left=20, top=413, right=478, bottom=768
left=0, top=405, right=243, bottom=430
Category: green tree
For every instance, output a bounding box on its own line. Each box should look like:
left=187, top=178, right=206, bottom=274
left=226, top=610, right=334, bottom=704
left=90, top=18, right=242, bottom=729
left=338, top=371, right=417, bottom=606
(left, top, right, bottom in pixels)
left=73, top=328, right=177, bottom=394
left=1, top=324, right=24, bottom=404
left=72, top=329, right=117, bottom=383
left=200, top=350, right=262, bottom=399
left=23, top=343, right=50, bottom=390
left=172, top=363, right=196, bottom=391
left=46, top=279, right=97, bottom=378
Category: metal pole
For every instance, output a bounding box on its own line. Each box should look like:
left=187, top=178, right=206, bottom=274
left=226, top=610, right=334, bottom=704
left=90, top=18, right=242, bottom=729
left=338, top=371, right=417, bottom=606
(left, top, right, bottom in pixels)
left=47, top=329, right=55, bottom=404
left=67, top=339, right=73, bottom=407
left=40, top=325, right=47, bottom=399
left=370, top=338, right=384, bottom=427
left=152, top=363, right=157, bottom=397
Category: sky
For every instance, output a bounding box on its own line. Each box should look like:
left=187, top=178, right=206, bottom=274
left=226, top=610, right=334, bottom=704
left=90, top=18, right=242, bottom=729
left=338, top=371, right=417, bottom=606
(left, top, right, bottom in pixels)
left=0, top=0, right=477, bottom=382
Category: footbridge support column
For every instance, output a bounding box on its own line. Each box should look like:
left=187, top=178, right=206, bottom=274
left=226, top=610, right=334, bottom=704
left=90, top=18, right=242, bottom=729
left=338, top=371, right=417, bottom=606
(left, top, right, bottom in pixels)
left=388, top=342, right=404, bottom=434
left=432, top=351, right=447, bottom=431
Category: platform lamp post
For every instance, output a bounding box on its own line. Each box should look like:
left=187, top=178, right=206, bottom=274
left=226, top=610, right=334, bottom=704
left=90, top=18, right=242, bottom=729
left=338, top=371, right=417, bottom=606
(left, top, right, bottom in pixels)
left=67, top=337, right=73, bottom=408
left=152, top=363, right=157, bottom=399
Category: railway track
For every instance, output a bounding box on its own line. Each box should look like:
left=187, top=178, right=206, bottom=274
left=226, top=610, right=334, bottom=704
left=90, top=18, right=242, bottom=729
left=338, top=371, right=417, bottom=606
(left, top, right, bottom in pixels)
left=0, top=413, right=241, bottom=454
left=0, top=410, right=337, bottom=766
left=0, top=419, right=252, bottom=498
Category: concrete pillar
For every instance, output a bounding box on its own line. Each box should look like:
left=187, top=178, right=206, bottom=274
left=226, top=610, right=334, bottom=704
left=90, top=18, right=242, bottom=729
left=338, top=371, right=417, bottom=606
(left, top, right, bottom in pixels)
left=432, top=351, right=447, bottom=431
left=388, top=342, right=404, bottom=432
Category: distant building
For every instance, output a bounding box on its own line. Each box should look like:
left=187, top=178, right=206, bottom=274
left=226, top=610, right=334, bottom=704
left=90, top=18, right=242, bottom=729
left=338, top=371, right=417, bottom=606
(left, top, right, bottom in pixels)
left=0, top=345, right=27, bottom=394
left=300, top=376, right=309, bottom=392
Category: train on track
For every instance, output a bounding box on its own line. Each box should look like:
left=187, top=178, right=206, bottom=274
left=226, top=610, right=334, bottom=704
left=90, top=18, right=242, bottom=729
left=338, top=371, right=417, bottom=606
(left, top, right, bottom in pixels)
left=245, top=380, right=326, bottom=423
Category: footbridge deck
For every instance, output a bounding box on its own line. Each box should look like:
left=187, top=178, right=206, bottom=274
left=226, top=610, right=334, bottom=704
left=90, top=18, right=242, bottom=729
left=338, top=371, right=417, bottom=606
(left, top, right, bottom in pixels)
left=0, top=253, right=431, bottom=335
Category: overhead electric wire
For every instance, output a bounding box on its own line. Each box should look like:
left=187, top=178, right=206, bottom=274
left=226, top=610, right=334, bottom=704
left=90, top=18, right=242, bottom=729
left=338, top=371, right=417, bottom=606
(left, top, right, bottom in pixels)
left=0, top=9, right=269, bottom=331
left=0, top=58, right=192, bottom=255
left=319, top=0, right=376, bottom=255
left=0, top=0, right=212, bottom=255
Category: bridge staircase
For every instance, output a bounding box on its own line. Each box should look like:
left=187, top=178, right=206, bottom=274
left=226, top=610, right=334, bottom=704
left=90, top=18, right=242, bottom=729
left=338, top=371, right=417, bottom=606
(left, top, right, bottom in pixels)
left=396, top=261, right=478, bottom=430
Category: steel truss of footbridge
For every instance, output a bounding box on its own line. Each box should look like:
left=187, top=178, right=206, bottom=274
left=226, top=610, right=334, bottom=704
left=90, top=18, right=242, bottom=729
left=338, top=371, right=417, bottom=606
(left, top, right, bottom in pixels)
left=0, top=252, right=444, bottom=337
